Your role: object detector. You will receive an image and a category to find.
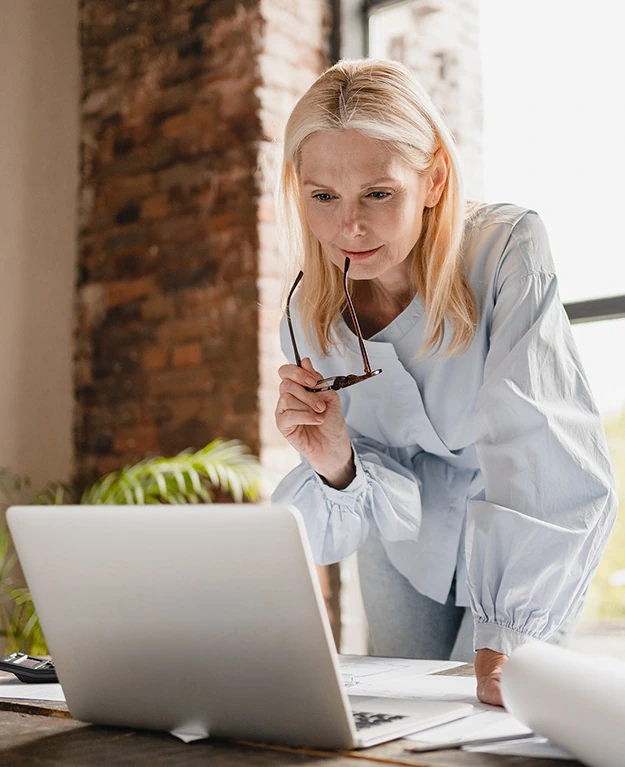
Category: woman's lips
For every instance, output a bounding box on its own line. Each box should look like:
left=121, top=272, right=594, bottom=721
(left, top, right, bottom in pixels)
left=339, top=246, right=383, bottom=261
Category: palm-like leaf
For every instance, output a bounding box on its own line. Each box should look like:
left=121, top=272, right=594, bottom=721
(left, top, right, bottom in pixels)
left=0, top=468, right=33, bottom=509
left=32, top=481, right=76, bottom=506
left=5, top=585, right=47, bottom=656
left=79, top=439, right=263, bottom=505
left=0, top=471, right=50, bottom=653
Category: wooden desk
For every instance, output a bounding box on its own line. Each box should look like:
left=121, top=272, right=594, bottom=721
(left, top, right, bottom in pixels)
left=0, top=665, right=582, bottom=767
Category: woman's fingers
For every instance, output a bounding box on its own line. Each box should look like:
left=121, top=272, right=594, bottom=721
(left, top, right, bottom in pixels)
left=276, top=391, right=324, bottom=419
left=276, top=394, right=324, bottom=435
left=276, top=392, right=319, bottom=416
left=275, top=357, right=334, bottom=440
left=279, top=378, right=326, bottom=412
left=278, top=410, right=324, bottom=435
left=278, top=359, right=321, bottom=390
left=301, top=356, right=322, bottom=380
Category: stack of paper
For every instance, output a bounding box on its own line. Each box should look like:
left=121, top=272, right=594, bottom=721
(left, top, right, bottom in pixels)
left=339, top=654, right=572, bottom=758
left=0, top=677, right=66, bottom=703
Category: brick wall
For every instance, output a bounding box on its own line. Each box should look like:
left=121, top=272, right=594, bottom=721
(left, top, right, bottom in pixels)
left=76, top=0, right=331, bottom=482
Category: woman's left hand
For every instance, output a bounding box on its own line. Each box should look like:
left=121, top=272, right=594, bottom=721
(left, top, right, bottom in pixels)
left=475, top=648, right=508, bottom=707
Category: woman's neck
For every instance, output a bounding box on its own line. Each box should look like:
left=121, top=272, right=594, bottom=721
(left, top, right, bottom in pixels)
left=352, top=278, right=415, bottom=318
left=343, top=279, right=416, bottom=340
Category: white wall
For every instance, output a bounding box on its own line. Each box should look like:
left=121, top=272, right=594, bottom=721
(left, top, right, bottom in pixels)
left=0, top=0, right=78, bottom=489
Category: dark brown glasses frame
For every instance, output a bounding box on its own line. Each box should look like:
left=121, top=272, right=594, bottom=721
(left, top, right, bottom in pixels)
left=285, top=257, right=382, bottom=392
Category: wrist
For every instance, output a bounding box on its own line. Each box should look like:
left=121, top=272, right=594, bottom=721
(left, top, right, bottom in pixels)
left=314, top=445, right=355, bottom=490
left=475, top=648, right=508, bottom=676
left=475, top=648, right=508, bottom=708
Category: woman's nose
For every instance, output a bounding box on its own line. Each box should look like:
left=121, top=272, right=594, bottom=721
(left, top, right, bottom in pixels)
left=340, top=203, right=367, bottom=237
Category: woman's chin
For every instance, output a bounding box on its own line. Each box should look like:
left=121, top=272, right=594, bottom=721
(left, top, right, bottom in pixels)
left=327, top=257, right=380, bottom=278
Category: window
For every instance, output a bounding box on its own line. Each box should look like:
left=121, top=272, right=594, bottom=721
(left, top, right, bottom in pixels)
left=479, top=0, right=625, bottom=646
left=338, top=0, right=625, bottom=654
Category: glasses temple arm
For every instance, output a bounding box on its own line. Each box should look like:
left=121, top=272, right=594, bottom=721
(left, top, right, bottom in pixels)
left=286, top=270, right=304, bottom=367
left=343, top=258, right=373, bottom=375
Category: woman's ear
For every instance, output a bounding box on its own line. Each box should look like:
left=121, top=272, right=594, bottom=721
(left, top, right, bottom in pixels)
left=424, top=151, right=448, bottom=208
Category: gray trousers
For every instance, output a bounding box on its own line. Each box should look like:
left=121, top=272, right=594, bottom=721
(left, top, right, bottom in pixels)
left=357, top=531, right=585, bottom=662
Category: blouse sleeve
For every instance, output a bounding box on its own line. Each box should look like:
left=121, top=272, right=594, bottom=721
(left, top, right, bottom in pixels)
left=466, top=212, right=618, bottom=656
left=270, top=314, right=422, bottom=565
left=271, top=429, right=423, bottom=565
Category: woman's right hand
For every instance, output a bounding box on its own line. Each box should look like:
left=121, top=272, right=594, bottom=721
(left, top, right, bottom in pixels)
left=275, top=357, right=355, bottom=488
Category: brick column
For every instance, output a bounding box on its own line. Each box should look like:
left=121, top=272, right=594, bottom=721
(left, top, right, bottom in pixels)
left=77, top=0, right=331, bottom=479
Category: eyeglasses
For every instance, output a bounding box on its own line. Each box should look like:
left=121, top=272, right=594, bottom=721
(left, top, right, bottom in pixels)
left=285, top=257, right=383, bottom=392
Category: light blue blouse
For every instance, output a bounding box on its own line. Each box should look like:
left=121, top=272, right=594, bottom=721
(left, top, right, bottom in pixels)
left=270, top=203, right=618, bottom=656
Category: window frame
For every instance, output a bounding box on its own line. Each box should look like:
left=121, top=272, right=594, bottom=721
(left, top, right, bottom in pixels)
left=565, top=296, right=625, bottom=325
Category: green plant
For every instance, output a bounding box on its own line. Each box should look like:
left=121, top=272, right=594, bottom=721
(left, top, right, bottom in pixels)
left=0, top=439, right=263, bottom=655
left=0, top=470, right=48, bottom=654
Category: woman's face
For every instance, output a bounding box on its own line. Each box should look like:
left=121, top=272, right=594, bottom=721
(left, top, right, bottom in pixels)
left=298, top=129, right=446, bottom=291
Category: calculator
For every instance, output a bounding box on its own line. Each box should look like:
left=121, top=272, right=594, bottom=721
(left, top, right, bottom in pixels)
left=0, top=653, right=58, bottom=683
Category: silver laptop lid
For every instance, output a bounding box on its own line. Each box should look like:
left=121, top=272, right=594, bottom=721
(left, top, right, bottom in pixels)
left=7, top=503, right=356, bottom=748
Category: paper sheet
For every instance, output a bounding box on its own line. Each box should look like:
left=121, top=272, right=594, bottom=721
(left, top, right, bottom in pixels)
left=0, top=677, right=66, bottom=702
left=466, top=736, right=574, bottom=759
left=341, top=661, right=566, bottom=756
left=348, top=670, right=477, bottom=702
left=406, top=708, right=531, bottom=744
left=337, top=655, right=464, bottom=695
left=391, top=676, right=532, bottom=749
left=338, top=655, right=462, bottom=677
left=356, top=666, right=573, bottom=758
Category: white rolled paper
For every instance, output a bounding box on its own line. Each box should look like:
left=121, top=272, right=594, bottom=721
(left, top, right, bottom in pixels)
left=501, top=641, right=625, bottom=767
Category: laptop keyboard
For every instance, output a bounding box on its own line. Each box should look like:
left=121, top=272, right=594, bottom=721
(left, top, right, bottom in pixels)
left=352, top=711, right=408, bottom=730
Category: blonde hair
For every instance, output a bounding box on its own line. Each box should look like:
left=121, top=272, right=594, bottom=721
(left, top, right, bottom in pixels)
left=276, top=57, right=484, bottom=358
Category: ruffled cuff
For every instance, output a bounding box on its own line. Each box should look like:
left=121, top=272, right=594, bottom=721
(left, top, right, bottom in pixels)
left=271, top=441, right=421, bottom=565
left=474, top=621, right=543, bottom=656
left=312, top=444, right=368, bottom=501
left=271, top=445, right=370, bottom=565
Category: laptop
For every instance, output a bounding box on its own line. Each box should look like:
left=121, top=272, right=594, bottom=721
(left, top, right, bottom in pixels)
left=7, top=503, right=472, bottom=749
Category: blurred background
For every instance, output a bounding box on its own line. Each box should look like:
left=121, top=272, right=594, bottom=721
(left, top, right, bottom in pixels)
left=0, top=0, right=623, bottom=658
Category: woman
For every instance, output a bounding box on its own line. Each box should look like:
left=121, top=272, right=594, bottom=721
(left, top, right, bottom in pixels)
left=270, top=58, right=617, bottom=707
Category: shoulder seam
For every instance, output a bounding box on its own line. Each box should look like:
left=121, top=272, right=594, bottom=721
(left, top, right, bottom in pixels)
left=503, top=268, right=556, bottom=285
left=471, top=206, right=538, bottom=232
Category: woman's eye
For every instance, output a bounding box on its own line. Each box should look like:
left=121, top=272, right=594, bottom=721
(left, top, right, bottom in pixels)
left=312, top=191, right=391, bottom=202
